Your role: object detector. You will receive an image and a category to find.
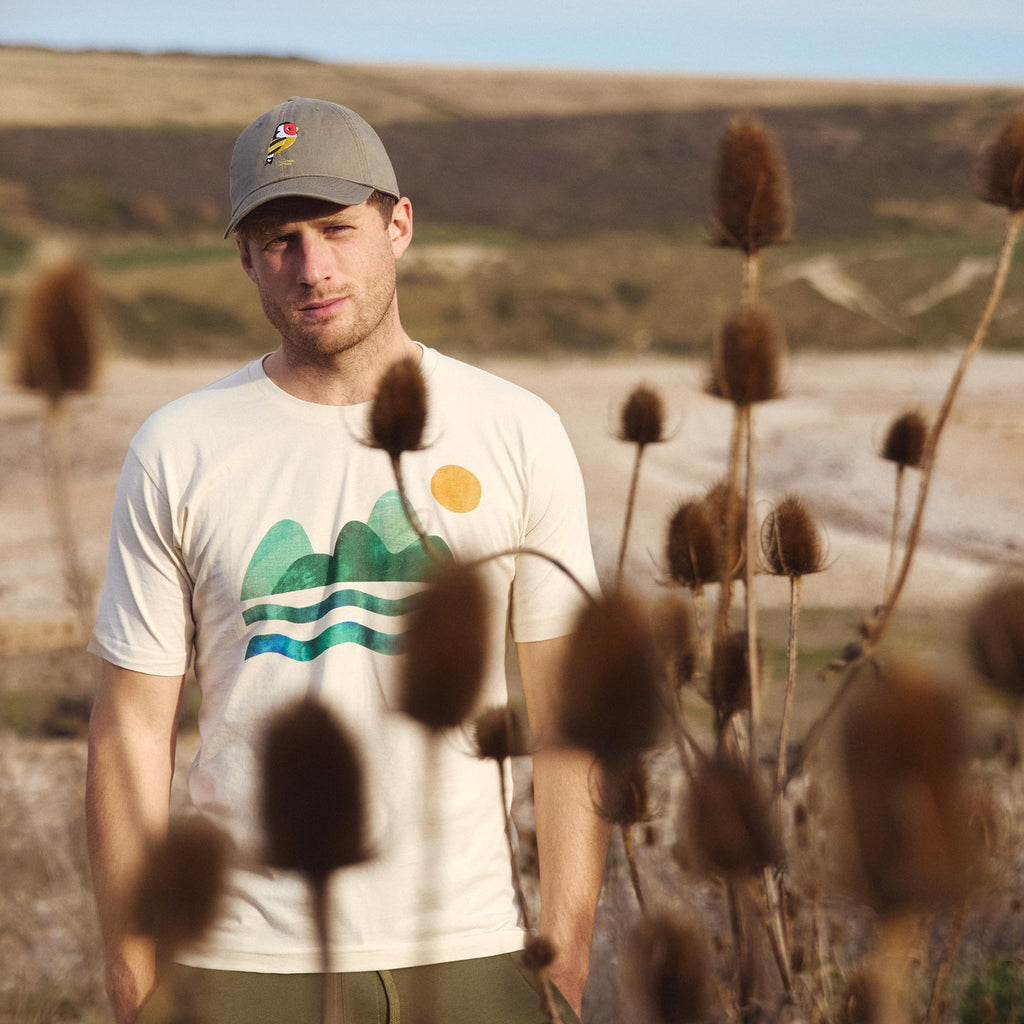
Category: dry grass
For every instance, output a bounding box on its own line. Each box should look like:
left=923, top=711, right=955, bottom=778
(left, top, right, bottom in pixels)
left=2, top=45, right=1013, bottom=130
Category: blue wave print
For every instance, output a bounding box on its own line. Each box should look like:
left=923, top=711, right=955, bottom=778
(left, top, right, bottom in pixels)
left=245, top=621, right=404, bottom=661
left=242, top=589, right=421, bottom=626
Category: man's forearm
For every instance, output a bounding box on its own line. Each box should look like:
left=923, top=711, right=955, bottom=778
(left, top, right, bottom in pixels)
left=86, top=664, right=182, bottom=1024
left=532, top=746, right=611, bottom=1013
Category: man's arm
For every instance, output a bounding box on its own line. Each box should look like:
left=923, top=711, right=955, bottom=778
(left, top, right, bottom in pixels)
left=86, top=660, right=185, bottom=1024
left=518, top=635, right=611, bottom=1018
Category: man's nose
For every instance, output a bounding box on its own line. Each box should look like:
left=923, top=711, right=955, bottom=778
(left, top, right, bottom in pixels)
left=297, top=235, right=332, bottom=286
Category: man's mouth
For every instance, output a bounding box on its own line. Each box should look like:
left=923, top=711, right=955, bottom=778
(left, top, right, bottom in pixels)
left=300, top=296, right=347, bottom=317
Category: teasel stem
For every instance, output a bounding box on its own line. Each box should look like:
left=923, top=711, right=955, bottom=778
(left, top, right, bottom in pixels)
left=414, top=738, right=443, bottom=1024
left=539, top=977, right=563, bottom=1024
left=776, top=575, right=802, bottom=792
left=876, top=207, right=1023, bottom=647
left=615, top=445, right=647, bottom=588
left=760, top=865, right=794, bottom=997
left=311, top=881, right=333, bottom=1024
left=883, top=465, right=907, bottom=602
left=389, top=454, right=445, bottom=566
left=726, top=879, right=754, bottom=1017
left=869, top=912, right=916, bottom=1024
left=465, top=547, right=595, bottom=604
left=714, top=411, right=746, bottom=640
left=781, top=656, right=870, bottom=793
left=923, top=900, right=968, bottom=1024
left=620, top=823, right=648, bottom=915
left=741, top=253, right=761, bottom=306
left=690, top=588, right=712, bottom=679
left=740, top=406, right=762, bottom=744
left=43, top=403, right=93, bottom=641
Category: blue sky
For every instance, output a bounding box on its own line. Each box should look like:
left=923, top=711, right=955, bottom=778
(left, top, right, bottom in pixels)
left=5, top=0, right=1023, bottom=85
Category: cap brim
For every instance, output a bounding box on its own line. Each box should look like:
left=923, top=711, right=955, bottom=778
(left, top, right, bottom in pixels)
left=224, top=176, right=376, bottom=237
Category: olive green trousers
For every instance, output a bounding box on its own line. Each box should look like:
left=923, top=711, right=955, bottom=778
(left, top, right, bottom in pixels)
left=137, top=952, right=582, bottom=1024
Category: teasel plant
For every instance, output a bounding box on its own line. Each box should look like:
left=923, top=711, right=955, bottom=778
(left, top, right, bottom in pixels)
left=680, top=750, right=786, bottom=1016
left=366, top=355, right=444, bottom=565
left=397, top=561, right=495, bottom=1022
left=664, top=483, right=743, bottom=676
left=369, top=356, right=595, bottom=603
left=558, top=590, right=664, bottom=916
left=615, top=384, right=667, bottom=587
left=472, top=705, right=565, bottom=1024
left=619, top=910, right=715, bottom=1024
left=710, top=115, right=793, bottom=305
left=871, top=111, right=1024, bottom=651
left=837, top=664, right=978, bottom=1024
left=261, top=697, right=371, bottom=1024
left=132, top=815, right=230, bottom=1024
left=969, top=575, right=1024, bottom=745
left=707, top=304, right=785, bottom=745
left=10, top=240, right=103, bottom=642
left=759, top=494, right=828, bottom=793
left=649, top=594, right=703, bottom=773
left=786, top=112, right=1024, bottom=791
left=879, top=410, right=928, bottom=601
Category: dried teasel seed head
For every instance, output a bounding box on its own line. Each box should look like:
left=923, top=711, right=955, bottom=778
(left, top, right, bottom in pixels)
left=710, top=304, right=784, bottom=406
left=473, top=705, right=529, bottom=761
left=685, top=751, right=782, bottom=876
left=558, top=590, right=664, bottom=763
left=711, top=116, right=792, bottom=255
left=702, top=479, right=746, bottom=577
left=979, top=113, right=1024, bottom=211
left=401, top=562, right=488, bottom=731
left=708, top=630, right=759, bottom=736
left=760, top=494, right=826, bottom=578
left=133, top=815, right=230, bottom=962
left=968, top=577, right=1024, bottom=701
left=12, top=243, right=102, bottom=403
left=665, top=500, right=719, bottom=591
left=620, top=912, right=712, bottom=1024
left=368, top=355, right=427, bottom=459
left=261, top=697, right=370, bottom=884
left=595, top=758, right=652, bottom=826
left=523, top=933, right=557, bottom=971
left=650, top=594, right=696, bottom=688
left=881, top=410, right=928, bottom=468
left=618, top=384, right=666, bottom=447
left=839, top=663, right=975, bottom=914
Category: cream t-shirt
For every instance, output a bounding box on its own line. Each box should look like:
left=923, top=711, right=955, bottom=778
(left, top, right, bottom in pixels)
left=90, top=346, right=597, bottom=973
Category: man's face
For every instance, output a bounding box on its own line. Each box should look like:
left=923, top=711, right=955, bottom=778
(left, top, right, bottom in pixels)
left=237, top=196, right=411, bottom=362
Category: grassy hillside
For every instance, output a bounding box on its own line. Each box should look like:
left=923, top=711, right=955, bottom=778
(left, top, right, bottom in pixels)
left=1, top=46, right=1022, bottom=357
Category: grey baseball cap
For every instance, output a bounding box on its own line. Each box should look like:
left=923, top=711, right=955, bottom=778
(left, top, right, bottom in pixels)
left=225, top=97, right=400, bottom=237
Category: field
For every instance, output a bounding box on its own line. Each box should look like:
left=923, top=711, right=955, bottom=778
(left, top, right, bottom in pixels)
left=2, top=45, right=1024, bottom=1024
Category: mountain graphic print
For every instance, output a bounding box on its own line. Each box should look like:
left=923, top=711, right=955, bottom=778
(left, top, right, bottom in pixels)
left=240, top=490, right=453, bottom=662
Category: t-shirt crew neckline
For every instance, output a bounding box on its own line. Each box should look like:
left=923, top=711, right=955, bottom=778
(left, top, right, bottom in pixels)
left=249, top=343, right=437, bottom=423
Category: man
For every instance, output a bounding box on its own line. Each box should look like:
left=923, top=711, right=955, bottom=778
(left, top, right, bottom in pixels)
left=86, top=97, right=608, bottom=1024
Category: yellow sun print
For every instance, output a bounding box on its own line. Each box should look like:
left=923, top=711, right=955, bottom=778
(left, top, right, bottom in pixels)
left=430, top=465, right=482, bottom=513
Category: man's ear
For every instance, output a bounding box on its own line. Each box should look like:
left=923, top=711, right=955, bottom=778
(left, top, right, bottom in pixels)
left=389, top=197, right=414, bottom=260
left=236, top=233, right=258, bottom=283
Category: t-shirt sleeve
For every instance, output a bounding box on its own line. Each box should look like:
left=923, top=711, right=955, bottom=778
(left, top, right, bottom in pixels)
left=509, top=415, right=599, bottom=643
left=88, top=447, right=194, bottom=676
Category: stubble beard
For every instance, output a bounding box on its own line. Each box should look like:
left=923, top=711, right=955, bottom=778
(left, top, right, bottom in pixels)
left=260, top=269, right=399, bottom=368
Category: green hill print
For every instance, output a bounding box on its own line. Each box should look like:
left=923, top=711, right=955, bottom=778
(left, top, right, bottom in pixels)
left=239, top=492, right=453, bottom=662
left=241, top=491, right=452, bottom=600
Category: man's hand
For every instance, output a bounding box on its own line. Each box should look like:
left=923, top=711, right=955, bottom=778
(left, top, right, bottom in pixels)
left=104, top=937, right=156, bottom=1024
